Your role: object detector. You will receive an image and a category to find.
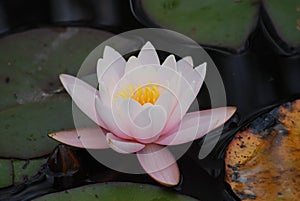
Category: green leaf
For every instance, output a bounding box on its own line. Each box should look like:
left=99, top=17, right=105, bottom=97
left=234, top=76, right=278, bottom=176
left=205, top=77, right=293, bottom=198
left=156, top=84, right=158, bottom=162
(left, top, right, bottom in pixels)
left=140, top=0, right=259, bottom=49
left=0, top=158, right=46, bottom=188
left=0, top=95, right=74, bottom=159
left=33, top=182, right=198, bottom=201
left=13, top=158, right=46, bottom=184
left=0, top=159, right=13, bottom=188
left=0, top=27, right=113, bottom=110
left=0, top=28, right=113, bottom=159
left=263, top=0, right=300, bottom=47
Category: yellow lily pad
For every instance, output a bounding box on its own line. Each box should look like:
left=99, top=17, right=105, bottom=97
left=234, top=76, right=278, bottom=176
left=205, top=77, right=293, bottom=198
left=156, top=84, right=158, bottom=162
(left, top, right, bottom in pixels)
left=225, top=99, right=300, bottom=200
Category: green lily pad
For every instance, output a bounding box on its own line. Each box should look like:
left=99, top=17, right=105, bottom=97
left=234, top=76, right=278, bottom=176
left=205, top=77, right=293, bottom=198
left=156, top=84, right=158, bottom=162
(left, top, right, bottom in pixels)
left=0, top=158, right=46, bottom=188
left=0, top=159, right=13, bottom=188
left=0, top=27, right=113, bottom=110
left=13, top=158, right=46, bottom=184
left=33, top=182, right=198, bottom=201
left=0, top=28, right=113, bottom=159
left=0, top=95, right=74, bottom=159
left=140, top=0, right=259, bottom=49
left=263, top=0, right=300, bottom=48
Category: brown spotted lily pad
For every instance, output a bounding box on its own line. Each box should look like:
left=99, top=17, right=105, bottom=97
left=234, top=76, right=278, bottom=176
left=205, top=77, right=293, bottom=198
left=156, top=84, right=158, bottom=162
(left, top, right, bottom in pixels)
left=225, top=99, right=300, bottom=201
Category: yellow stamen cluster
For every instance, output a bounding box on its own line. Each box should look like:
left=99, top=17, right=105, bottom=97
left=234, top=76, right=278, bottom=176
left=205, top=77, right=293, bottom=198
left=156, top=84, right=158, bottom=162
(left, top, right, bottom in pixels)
left=117, top=84, right=160, bottom=105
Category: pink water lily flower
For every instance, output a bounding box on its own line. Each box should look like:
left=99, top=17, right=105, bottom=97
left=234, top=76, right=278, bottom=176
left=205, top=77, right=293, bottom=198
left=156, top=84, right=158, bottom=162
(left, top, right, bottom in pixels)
left=49, top=42, right=236, bottom=186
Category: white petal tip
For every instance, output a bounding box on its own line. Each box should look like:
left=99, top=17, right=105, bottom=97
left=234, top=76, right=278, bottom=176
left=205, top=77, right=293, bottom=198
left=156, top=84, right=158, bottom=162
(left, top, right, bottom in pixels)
left=144, top=41, right=154, bottom=48
left=104, top=45, right=114, bottom=53
left=59, top=73, right=72, bottom=83
left=59, top=74, right=75, bottom=91
left=195, top=62, right=207, bottom=70
left=183, top=56, right=193, bottom=66
left=195, top=62, right=207, bottom=78
left=162, top=55, right=177, bottom=70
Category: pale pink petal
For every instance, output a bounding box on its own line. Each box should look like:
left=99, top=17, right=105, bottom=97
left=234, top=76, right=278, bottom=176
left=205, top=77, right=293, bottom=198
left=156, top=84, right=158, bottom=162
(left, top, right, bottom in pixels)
left=157, top=107, right=237, bottom=145
left=106, top=133, right=145, bottom=154
left=95, top=97, right=132, bottom=140
left=177, top=58, right=206, bottom=93
left=186, top=62, right=206, bottom=93
left=177, top=56, right=193, bottom=74
left=125, top=56, right=141, bottom=73
left=162, top=63, right=207, bottom=133
left=97, top=46, right=126, bottom=91
left=155, top=90, right=178, bottom=119
left=48, top=127, right=109, bottom=149
left=184, top=56, right=193, bottom=66
left=112, top=97, right=143, bottom=135
left=59, top=74, right=107, bottom=129
left=138, top=42, right=160, bottom=65
left=113, top=66, right=182, bottom=102
left=114, top=65, right=157, bottom=92
left=162, top=55, right=176, bottom=71
left=130, top=105, right=167, bottom=143
left=161, top=79, right=195, bottom=133
left=137, top=144, right=180, bottom=186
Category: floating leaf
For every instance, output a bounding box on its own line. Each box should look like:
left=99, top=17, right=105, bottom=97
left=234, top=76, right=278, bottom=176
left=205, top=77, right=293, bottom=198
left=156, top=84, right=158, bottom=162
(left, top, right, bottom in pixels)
left=0, top=28, right=113, bottom=159
left=0, top=158, right=46, bottom=188
left=0, top=27, right=113, bottom=110
left=33, top=182, right=198, bottom=201
left=139, top=0, right=259, bottom=50
left=225, top=99, right=300, bottom=200
left=0, top=159, right=13, bottom=188
left=13, top=158, right=46, bottom=184
left=0, top=95, right=74, bottom=159
left=263, top=0, right=300, bottom=48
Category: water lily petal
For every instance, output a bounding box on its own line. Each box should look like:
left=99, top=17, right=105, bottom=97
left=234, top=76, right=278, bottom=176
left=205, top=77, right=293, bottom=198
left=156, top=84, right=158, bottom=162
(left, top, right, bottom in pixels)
left=114, top=65, right=181, bottom=100
left=95, top=97, right=132, bottom=140
left=155, top=90, right=178, bottom=119
left=125, top=56, right=142, bottom=73
left=114, top=100, right=167, bottom=143
left=137, top=144, right=180, bottom=186
left=177, top=56, right=193, bottom=71
left=112, top=97, right=143, bottom=135
left=162, top=55, right=177, bottom=71
left=59, top=74, right=107, bottom=128
left=106, top=133, right=145, bottom=154
left=130, top=105, right=167, bottom=143
left=177, top=58, right=206, bottom=93
left=157, top=107, right=237, bottom=145
left=162, top=63, right=207, bottom=133
left=48, top=127, right=109, bottom=149
left=161, top=81, right=195, bottom=133
left=187, top=62, right=206, bottom=93
left=184, top=56, right=193, bottom=66
left=97, top=46, right=126, bottom=92
left=138, top=41, right=160, bottom=65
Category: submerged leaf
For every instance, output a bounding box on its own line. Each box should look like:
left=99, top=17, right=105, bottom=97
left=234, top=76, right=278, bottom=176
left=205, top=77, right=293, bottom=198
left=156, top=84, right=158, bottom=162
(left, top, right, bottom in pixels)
left=225, top=99, right=300, bottom=201
left=33, top=182, right=198, bottom=201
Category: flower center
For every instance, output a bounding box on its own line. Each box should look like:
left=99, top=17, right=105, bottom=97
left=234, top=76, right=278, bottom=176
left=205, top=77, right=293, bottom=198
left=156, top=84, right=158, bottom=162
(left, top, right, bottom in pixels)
left=117, top=84, right=160, bottom=105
